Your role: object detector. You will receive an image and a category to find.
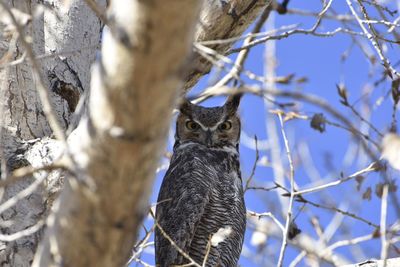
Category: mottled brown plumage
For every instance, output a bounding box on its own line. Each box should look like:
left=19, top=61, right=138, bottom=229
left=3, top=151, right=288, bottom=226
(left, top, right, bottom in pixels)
left=155, top=94, right=246, bottom=267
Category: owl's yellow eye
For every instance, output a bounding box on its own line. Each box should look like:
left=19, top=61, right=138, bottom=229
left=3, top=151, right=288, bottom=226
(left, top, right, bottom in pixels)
left=186, top=120, right=200, bottom=130
left=218, top=121, right=232, bottom=131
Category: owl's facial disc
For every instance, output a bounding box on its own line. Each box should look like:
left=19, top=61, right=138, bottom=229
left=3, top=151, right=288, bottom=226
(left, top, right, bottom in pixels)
left=176, top=98, right=241, bottom=148
left=183, top=118, right=237, bottom=147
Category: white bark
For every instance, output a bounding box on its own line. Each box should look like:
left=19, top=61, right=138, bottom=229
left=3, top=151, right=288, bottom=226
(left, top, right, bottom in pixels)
left=40, top=0, right=104, bottom=130
left=0, top=1, right=103, bottom=266
left=186, top=0, right=273, bottom=90
left=33, top=1, right=203, bottom=266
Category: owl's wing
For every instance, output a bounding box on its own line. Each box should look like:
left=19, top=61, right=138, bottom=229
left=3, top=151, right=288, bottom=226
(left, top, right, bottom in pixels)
left=155, top=155, right=212, bottom=266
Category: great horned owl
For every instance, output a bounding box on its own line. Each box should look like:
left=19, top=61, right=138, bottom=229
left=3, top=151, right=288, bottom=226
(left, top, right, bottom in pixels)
left=155, top=94, right=246, bottom=267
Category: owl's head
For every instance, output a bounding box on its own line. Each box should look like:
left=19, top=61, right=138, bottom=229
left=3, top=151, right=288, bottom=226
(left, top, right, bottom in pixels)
left=175, top=94, right=242, bottom=148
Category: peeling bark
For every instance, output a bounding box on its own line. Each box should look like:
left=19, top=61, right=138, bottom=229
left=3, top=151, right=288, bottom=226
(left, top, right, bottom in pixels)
left=185, top=0, right=273, bottom=90
left=0, top=1, right=103, bottom=266
left=32, top=1, right=202, bottom=266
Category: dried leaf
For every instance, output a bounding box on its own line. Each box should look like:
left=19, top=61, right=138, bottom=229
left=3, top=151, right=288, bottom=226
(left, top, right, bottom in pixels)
left=384, top=62, right=394, bottom=79
left=372, top=227, right=381, bottom=238
left=296, top=77, right=308, bottom=84
left=340, top=49, right=349, bottom=62
left=371, top=161, right=385, bottom=172
left=370, top=55, right=377, bottom=65
left=276, top=73, right=295, bottom=84
left=288, top=220, right=301, bottom=240
left=355, top=175, right=365, bottom=191
left=375, top=181, right=397, bottom=199
left=362, top=187, right=372, bottom=201
left=336, top=84, right=349, bottom=106
left=375, top=183, right=384, bottom=199
left=310, top=113, right=326, bottom=133
left=392, top=79, right=400, bottom=105
left=388, top=180, right=398, bottom=193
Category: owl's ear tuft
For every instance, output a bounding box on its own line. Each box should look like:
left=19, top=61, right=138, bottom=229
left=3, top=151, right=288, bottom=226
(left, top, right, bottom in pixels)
left=224, top=93, right=242, bottom=115
left=179, top=98, right=194, bottom=115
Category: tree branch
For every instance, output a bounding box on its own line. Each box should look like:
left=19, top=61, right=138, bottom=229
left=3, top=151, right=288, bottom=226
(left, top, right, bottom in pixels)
left=33, top=1, right=203, bottom=266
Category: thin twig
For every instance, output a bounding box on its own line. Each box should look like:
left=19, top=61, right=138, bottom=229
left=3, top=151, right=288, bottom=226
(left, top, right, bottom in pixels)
left=228, top=27, right=364, bottom=55
left=194, top=85, right=379, bottom=163
left=277, top=112, right=296, bottom=267
left=296, top=195, right=379, bottom=228
left=247, top=210, right=285, bottom=232
left=323, top=233, right=375, bottom=254
left=244, top=136, right=259, bottom=192
left=130, top=257, right=154, bottom=267
left=0, top=168, right=59, bottom=214
left=209, top=6, right=272, bottom=88
left=346, top=102, right=383, bottom=137
left=293, top=161, right=378, bottom=196
left=149, top=210, right=200, bottom=267
left=0, top=220, right=45, bottom=242
left=347, top=0, right=399, bottom=77
left=0, top=163, right=66, bottom=188
left=0, top=45, right=99, bottom=68
left=198, top=24, right=297, bottom=46
left=201, top=236, right=212, bottom=267
left=246, top=185, right=279, bottom=192
left=128, top=224, right=155, bottom=265
left=322, top=117, right=380, bottom=148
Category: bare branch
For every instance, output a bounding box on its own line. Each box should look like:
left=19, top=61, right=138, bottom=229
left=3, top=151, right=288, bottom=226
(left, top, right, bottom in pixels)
left=347, top=0, right=399, bottom=77
left=276, top=112, right=296, bottom=267
left=0, top=220, right=45, bottom=242
left=294, top=161, right=378, bottom=196
left=0, top=163, right=66, bottom=188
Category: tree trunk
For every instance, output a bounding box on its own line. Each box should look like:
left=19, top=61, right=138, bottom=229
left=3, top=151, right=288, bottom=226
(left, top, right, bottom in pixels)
left=0, top=0, right=103, bottom=266
left=33, top=1, right=203, bottom=266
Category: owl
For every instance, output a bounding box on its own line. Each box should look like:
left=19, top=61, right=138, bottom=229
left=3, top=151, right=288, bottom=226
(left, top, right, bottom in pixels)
left=155, top=94, right=246, bottom=267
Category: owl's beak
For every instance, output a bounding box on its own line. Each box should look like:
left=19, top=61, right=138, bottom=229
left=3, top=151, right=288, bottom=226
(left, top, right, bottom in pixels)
left=205, top=130, right=213, bottom=147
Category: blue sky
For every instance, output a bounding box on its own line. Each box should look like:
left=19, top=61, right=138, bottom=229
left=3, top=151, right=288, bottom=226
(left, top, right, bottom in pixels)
left=131, top=1, right=399, bottom=266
